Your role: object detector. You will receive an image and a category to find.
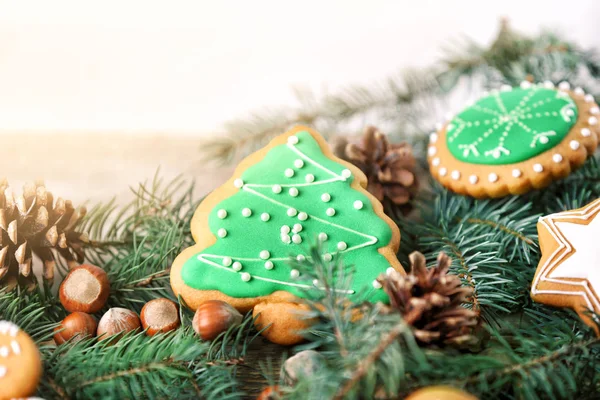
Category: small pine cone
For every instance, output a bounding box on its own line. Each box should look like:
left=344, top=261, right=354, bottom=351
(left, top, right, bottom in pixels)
left=380, top=251, right=478, bottom=347
left=0, top=180, right=89, bottom=287
left=341, top=127, right=418, bottom=211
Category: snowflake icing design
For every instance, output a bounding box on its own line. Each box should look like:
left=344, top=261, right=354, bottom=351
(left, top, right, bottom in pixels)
left=447, top=87, right=577, bottom=165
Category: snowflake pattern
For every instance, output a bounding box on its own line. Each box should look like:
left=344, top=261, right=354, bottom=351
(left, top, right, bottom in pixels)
left=447, top=87, right=577, bottom=165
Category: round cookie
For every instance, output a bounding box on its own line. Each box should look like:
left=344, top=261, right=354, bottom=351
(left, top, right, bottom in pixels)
left=428, top=81, right=600, bottom=198
left=170, top=126, right=403, bottom=345
left=0, top=321, right=42, bottom=400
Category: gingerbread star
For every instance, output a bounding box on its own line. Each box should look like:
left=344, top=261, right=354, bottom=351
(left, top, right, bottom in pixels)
left=531, top=198, right=600, bottom=333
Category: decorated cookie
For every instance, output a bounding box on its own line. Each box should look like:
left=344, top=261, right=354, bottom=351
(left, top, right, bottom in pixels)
left=171, top=126, right=403, bottom=344
left=531, top=198, right=600, bottom=333
left=0, top=321, right=42, bottom=400
left=428, top=81, right=599, bottom=198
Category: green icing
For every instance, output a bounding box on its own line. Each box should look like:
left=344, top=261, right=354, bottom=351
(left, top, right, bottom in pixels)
left=446, top=86, right=578, bottom=165
left=181, top=130, right=394, bottom=303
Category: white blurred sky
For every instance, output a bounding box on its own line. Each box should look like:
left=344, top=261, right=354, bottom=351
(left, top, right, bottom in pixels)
left=0, top=0, right=598, bottom=135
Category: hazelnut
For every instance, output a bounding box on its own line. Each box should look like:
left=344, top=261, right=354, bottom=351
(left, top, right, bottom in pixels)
left=54, top=312, right=97, bottom=345
left=97, top=308, right=141, bottom=341
left=59, top=264, right=110, bottom=314
left=140, top=298, right=181, bottom=336
left=192, top=300, right=243, bottom=341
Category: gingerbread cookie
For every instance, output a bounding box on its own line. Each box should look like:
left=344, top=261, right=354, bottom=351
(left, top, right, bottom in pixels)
left=0, top=321, right=42, bottom=400
left=171, top=126, right=403, bottom=344
left=428, top=81, right=599, bottom=198
left=531, top=198, right=600, bottom=333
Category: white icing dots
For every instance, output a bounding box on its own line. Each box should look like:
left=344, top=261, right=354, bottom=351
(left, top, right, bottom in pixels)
left=290, top=269, right=300, bottom=279
left=321, top=193, right=331, bottom=202
left=292, top=234, right=302, bottom=244
left=264, top=261, right=274, bottom=270
left=305, top=174, right=315, bottom=183
left=272, top=184, right=282, bottom=194
left=0, top=366, right=5, bottom=378
left=296, top=254, right=306, bottom=262
left=439, top=167, right=447, bottom=177
left=590, top=107, right=599, bottom=115
left=217, top=228, right=227, bottom=238
left=261, top=212, right=271, bottom=222
left=323, top=253, right=332, bottom=262
left=428, top=147, right=437, bottom=156
left=584, top=94, right=594, bottom=103
left=520, top=81, right=532, bottom=89
left=288, top=135, right=299, bottom=145
left=287, top=208, right=298, bottom=217
left=260, top=250, right=270, bottom=260
left=558, top=81, right=570, bottom=91
left=232, top=262, right=242, bottom=271
left=294, top=159, right=304, bottom=168
left=543, top=80, right=554, bottom=88
left=0, top=347, right=8, bottom=357
left=284, top=168, right=295, bottom=178
left=451, top=170, right=461, bottom=180
left=469, top=175, right=478, bottom=184
left=488, top=173, right=498, bottom=183
left=372, top=280, right=383, bottom=289
left=217, top=209, right=227, bottom=219
left=539, top=136, right=549, bottom=144
left=312, top=279, right=320, bottom=287
left=553, top=154, right=563, bottom=163
left=293, top=223, right=303, bottom=233
left=432, top=157, right=440, bottom=167
left=326, top=208, right=336, bottom=217
left=298, top=212, right=308, bottom=221
left=574, top=87, right=584, bottom=96
left=589, top=116, right=598, bottom=125
left=242, top=208, right=252, bottom=217
left=289, top=187, right=299, bottom=197
left=512, top=169, right=522, bottom=178
left=222, top=257, right=232, bottom=267
left=341, top=169, right=352, bottom=179
left=318, top=232, right=328, bottom=242
left=429, top=133, right=438, bottom=143
left=234, top=179, right=244, bottom=188
left=582, top=128, right=591, bottom=137
left=281, top=234, right=291, bottom=244
left=386, top=267, right=396, bottom=276
left=533, top=164, right=544, bottom=173
left=281, top=225, right=291, bottom=234
left=337, top=241, right=347, bottom=251
left=353, top=200, right=363, bottom=210
left=570, top=140, right=580, bottom=150
left=241, top=272, right=251, bottom=282
left=500, top=84, right=512, bottom=92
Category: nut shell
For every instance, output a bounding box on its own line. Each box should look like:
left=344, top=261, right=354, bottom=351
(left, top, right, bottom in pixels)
left=97, top=307, right=141, bottom=342
left=54, top=312, right=97, bottom=345
left=59, top=264, right=110, bottom=313
left=192, top=300, right=242, bottom=340
left=140, top=298, right=181, bottom=336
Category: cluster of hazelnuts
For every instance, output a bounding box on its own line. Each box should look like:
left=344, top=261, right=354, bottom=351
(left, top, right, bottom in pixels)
left=54, top=264, right=243, bottom=345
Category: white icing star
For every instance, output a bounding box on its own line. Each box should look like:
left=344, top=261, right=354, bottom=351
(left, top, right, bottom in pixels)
left=549, top=216, right=600, bottom=292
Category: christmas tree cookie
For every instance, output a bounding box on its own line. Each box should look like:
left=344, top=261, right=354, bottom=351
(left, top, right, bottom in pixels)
left=531, top=198, right=600, bottom=334
left=428, top=81, right=599, bottom=198
left=171, top=126, right=402, bottom=344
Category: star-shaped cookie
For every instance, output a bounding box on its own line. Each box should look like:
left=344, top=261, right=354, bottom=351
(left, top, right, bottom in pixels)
left=531, top=198, right=600, bottom=332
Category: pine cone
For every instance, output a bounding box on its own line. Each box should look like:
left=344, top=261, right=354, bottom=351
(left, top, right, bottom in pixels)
left=0, top=180, right=89, bottom=287
left=342, top=126, right=418, bottom=209
left=379, top=251, right=478, bottom=347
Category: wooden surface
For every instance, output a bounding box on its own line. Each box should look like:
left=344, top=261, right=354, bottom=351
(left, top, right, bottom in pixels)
left=239, top=339, right=286, bottom=398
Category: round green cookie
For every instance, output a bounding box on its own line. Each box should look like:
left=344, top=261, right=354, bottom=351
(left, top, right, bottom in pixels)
left=447, top=86, right=577, bottom=165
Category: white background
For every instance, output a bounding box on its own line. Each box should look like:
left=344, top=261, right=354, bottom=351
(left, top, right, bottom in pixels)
left=0, top=0, right=598, bottom=135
